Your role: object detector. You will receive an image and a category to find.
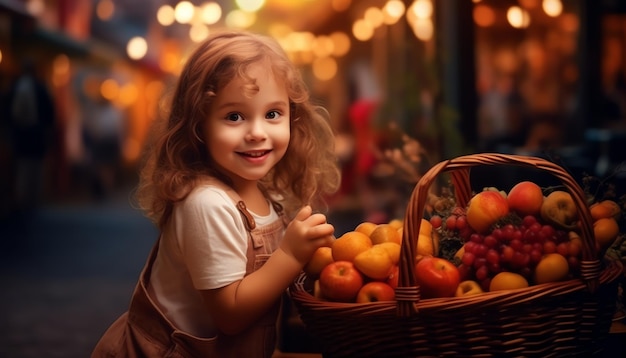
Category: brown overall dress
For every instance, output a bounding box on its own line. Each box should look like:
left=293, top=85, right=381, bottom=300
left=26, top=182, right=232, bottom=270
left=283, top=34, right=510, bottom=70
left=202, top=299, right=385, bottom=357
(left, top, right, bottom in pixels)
left=92, top=186, right=287, bottom=358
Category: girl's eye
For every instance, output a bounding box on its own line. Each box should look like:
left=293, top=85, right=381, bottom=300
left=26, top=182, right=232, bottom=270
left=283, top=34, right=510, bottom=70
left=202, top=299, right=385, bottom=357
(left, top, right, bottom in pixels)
left=225, top=113, right=243, bottom=122
left=266, top=111, right=281, bottom=120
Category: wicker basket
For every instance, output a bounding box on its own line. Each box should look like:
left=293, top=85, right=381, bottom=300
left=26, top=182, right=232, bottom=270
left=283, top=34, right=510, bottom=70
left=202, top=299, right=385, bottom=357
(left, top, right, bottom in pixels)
left=290, top=153, right=623, bottom=357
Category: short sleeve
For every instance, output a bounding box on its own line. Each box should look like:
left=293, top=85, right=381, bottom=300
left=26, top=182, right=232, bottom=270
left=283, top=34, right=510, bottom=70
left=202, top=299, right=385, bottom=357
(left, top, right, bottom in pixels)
left=173, top=187, right=248, bottom=289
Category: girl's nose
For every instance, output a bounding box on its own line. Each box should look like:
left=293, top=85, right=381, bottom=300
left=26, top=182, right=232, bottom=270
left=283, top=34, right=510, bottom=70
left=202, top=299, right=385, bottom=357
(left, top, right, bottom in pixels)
left=245, top=119, right=267, bottom=141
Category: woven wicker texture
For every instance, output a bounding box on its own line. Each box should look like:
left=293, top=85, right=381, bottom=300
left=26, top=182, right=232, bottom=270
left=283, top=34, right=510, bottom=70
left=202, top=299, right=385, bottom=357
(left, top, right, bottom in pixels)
left=290, top=153, right=623, bottom=357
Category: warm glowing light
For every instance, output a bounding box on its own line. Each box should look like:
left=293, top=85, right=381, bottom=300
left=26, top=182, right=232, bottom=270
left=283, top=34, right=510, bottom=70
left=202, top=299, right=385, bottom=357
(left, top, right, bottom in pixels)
left=519, top=0, right=540, bottom=9
left=364, top=7, right=384, bottom=28
left=174, top=1, right=195, bottom=24
left=127, top=36, right=148, bottom=60
left=225, top=10, right=256, bottom=28
left=507, top=6, right=530, bottom=28
left=157, top=5, right=176, bottom=26
left=268, top=23, right=293, bottom=39
left=330, top=31, right=350, bottom=57
left=52, top=54, right=70, bottom=87
left=100, top=79, right=119, bottom=101
left=560, top=13, right=578, bottom=33
left=96, top=0, right=115, bottom=20
left=353, top=19, right=374, bottom=41
left=26, top=0, right=44, bottom=16
left=542, top=0, right=562, bottom=17
left=312, top=36, right=334, bottom=58
left=288, top=32, right=315, bottom=52
left=312, top=57, right=337, bottom=81
left=411, top=0, right=433, bottom=20
left=190, top=24, right=210, bottom=42
left=473, top=4, right=495, bottom=27
left=382, top=0, right=405, bottom=25
left=236, top=0, right=265, bottom=12
left=412, top=18, right=433, bottom=41
left=118, top=83, right=138, bottom=107
left=331, top=0, right=351, bottom=12
left=0, top=49, right=3, bottom=64
left=200, top=2, right=222, bottom=25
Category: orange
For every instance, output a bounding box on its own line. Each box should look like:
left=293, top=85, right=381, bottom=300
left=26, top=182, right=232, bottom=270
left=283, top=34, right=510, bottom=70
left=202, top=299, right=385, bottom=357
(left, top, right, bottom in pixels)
left=533, top=253, right=569, bottom=284
left=419, top=218, right=433, bottom=236
left=489, top=272, right=529, bottom=291
left=590, top=200, right=621, bottom=221
left=370, top=224, right=402, bottom=245
left=332, top=231, right=373, bottom=262
left=593, top=217, right=620, bottom=250
left=376, top=242, right=401, bottom=264
left=355, top=222, right=378, bottom=237
left=388, top=218, right=404, bottom=230
left=416, top=232, right=439, bottom=257
left=466, top=190, right=510, bottom=233
left=304, top=246, right=334, bottom=276
left=353, top=245, right=395, bottom=280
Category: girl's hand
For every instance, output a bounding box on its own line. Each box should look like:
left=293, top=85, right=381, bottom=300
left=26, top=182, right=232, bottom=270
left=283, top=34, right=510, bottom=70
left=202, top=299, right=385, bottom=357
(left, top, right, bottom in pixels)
left=280, top=205, right=335, bottom=265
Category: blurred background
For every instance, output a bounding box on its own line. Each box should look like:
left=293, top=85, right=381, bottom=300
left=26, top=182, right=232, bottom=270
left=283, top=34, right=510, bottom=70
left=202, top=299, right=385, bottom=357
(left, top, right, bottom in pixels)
left=1, top=0, right=626, bottom=357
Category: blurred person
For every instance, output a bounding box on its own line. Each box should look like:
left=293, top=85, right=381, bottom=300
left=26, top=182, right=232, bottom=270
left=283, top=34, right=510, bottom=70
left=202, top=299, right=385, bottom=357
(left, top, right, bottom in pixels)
left=6, top=58, right=56, bottom=214
left=92, top=30, right=340, bottom=357
left=82, top=94, right=124, bottom=200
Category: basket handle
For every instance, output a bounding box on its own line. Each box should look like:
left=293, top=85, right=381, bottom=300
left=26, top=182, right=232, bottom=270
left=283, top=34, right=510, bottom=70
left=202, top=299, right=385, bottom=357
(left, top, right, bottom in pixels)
left=397, top=153, right=601, bottom=317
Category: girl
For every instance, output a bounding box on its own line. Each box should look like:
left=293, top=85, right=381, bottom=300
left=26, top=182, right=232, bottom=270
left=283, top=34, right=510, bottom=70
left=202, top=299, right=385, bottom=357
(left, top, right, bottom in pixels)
left=92, top=30, right=341, bottom=357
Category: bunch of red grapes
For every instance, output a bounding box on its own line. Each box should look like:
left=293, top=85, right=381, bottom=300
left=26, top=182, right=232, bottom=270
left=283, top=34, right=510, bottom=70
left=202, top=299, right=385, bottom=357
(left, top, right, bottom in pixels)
left=432, top=212, right=583, bottom=292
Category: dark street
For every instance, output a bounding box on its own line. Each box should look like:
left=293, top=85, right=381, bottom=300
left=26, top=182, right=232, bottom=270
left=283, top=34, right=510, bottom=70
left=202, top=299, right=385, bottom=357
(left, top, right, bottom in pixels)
left=0, top=192, right=157, bottom=358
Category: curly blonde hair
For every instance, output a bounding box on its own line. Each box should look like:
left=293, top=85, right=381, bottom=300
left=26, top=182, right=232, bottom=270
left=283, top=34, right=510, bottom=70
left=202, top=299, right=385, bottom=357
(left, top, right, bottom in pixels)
left=135, top=30, right=341, bottom=229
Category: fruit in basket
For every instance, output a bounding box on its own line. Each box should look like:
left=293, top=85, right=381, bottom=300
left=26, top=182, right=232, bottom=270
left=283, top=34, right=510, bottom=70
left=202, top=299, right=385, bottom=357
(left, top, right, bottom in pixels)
left=466, top=190, right=510, bottom=233
left=388, top=218, right=404, bottom=230
left=414, top=256, right=461, bottom=298
left=313, top=279, right=325, bottom=300
left=319, top=261, right=364, bottom=302
left=589, top=199, right=621, bottom=221
left=356, top=282, right=396, bottom=303
left=455, top=280, right=484, bottom=297
left=370, top=224, right=402, bottom=245
left=386, top=265, right=399, bottom=288
left=540, top=190, right=578, bottom=230
left=507, top=181, right=544, bottom=216
left=489, top=272, right=529, bottom=291
left=533, top=253, right=569, bottom=284
left=355, top=222, right=378, bottom=237
left=332, top=231, right=372, bottom=262
left=593, top=217, right=620, bottom=251
left=353, top=245, right=395, bottom=280
left=304, top=246, right=334, bottom=277
left=377, top=242, right=401, bottom=264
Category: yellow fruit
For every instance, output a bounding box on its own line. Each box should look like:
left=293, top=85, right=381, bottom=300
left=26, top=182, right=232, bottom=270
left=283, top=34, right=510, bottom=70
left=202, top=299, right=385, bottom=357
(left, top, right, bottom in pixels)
left=355, top=222, right=378, bottom=237
left=590, top=200, right=621, bottom=221
left=466, top=190, right=510, bottom=233
left=332, top=231, right=373, bottom=262
left=489, top=272, right=529, bottom=291
left=419, top=218, right=433, bottom=236
left=388, top=219, right=403, bottom=230
left=593, top=217, right=620, bottom=251
left=533, top=253, right=569, bottom=284
left=370, top=224, right=402, bottom=245
left=304, top=246, right=334, bottom=277
left=353, top=245, right=395, bottom=280
left=376, top=242, right=401, bottom=264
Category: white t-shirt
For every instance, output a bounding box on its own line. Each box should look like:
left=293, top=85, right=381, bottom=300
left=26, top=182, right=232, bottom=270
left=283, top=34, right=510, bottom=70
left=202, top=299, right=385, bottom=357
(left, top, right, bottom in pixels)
left=148, top=184, right=279, bottom=337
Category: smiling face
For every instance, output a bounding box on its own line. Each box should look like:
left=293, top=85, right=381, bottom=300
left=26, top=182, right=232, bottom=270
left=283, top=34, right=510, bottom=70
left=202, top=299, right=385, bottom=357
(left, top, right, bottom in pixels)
left=204, top=63, right=291, bottom=189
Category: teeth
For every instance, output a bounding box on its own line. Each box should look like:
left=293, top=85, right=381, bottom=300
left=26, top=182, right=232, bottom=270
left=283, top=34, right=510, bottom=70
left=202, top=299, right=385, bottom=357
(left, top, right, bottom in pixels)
left=244, top=151, right=266, bottom=157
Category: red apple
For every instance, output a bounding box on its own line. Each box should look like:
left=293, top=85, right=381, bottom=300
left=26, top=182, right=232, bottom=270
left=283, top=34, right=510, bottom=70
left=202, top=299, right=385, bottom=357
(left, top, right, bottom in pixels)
left=507, top=181, right=544, bottom=217
left=386, top=265, right=399, bottom=289
left=356, top=282, right=396, bottom=303
left=414, top=256, right=461, bottom=298
left=319, top=260, right=364, bottom=302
